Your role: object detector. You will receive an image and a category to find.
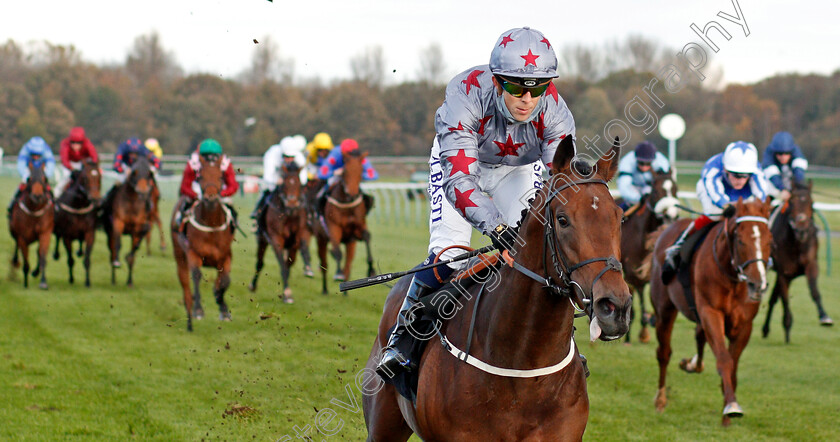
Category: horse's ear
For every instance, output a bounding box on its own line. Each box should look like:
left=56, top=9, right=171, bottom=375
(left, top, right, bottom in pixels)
left=362, top=151, right=368, bottom=160
left=595, top=137, right=621, bottom=181
left=550, top=135, right=575, bottom=174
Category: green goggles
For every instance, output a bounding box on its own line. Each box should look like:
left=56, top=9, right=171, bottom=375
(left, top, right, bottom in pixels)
left=496, top=75, right=551, bottom=98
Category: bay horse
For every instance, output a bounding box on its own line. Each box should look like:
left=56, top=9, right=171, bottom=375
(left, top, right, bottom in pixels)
left=53, top=159, right=102, bottom=286
left=9, top=163, right=54, bottom=289
left=171, top=155, right=234, bottom=331
left=363, top=137, right=632, bottom=441
left=248, top=163, right=309, bottom=304
left=620, top=169, right=679, bottom=343
left=102, top=155, right=155, bottom=286
left=314, top=150, right=375, bottom=294
left=649, top=198, right=771, bottom=426
left=762, top=181, right=833, bottom=342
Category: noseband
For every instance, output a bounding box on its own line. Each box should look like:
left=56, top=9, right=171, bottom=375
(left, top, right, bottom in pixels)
left=714, top=215, right=770, bottom=283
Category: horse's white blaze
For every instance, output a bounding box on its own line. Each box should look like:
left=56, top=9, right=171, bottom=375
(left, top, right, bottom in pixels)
left=752, top=225, right=767, bottom=290
left=591, top=196, right=599, bottom=210
left=662, top=179, right=673, bottom=198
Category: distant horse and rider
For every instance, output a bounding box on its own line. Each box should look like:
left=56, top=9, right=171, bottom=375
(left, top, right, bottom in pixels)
left=53, top=159, right=103, bottom=287
left=762, top=181, right=833, bottom=342
left=171, top=139, right=238, bottom=331
left=312, top=139, right=377, bottom=294
left=9, top=162, right=55, bottom=289
left=249, top=162, right=310, bottom=304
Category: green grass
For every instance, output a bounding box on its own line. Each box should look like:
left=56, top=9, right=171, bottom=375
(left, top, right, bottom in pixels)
left=0, top=175, right=838, bottom=440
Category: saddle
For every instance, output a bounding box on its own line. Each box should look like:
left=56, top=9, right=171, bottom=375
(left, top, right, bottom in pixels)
left=383, top=256, right=499, bottom=403
left=663, top=222, right=718, bottom=323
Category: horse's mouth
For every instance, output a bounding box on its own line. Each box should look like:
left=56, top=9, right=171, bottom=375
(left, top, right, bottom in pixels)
left=589, top=296, right=632, bottom=341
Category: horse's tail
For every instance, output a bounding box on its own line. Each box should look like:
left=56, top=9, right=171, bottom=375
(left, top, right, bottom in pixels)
left=637, top=225, right=668, bottom=281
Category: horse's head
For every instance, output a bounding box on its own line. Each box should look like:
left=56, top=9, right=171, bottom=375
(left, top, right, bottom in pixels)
left=725, top=198, right=772, bottom=300
left=279, top=163, right=303, bottom=209
left=26, top=161, right=50, bottom=206
left=197, top=154, right=223, bottom=204
left=786, top=181, right=814, bottom=244
left=649, top=169, right=680, bottom=222
left=524, top=136, right=631, bottom=341
left=78, top=159, right=103, bottom=204
left=340, top=150, right=365, bottom=198
left=127, top=156, right=153, bottom=199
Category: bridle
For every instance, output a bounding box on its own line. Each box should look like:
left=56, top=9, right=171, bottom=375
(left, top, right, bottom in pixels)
left=713, top=215, right=770, bottom=284
left=506, top=178, right=623, bottom=319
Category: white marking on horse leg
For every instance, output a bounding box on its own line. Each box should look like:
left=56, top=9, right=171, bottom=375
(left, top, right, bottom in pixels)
left=752, top=225, right=767, bottom=290
left=591, top=196, right=599, bottom=210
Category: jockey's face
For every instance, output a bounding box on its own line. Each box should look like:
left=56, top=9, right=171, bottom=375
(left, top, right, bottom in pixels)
left=282, top=156, right=294, bottom=165
left=636, top=161, right=652, bottom=173
left=317, top=149, right=330, bottom=159
left=775, top=152, right=792, bottom=165
left=70, top=141, right=83, bottom=151
left=726, top=171, right=751, bottom=190
left=493, top=76, right=541, bottom=122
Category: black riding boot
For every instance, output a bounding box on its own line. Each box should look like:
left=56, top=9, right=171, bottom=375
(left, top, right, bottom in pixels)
left=663, top=221, right=695, bottom=274
left=250, top=190, right=270, bottom=219
left=376, top=276, right=433, bottom=379
left=7, top=188, right=21, bottom=218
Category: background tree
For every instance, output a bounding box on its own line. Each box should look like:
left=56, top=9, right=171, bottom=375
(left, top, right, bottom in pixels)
left=417, top=43, right=446, bottom=85
left=350, top=46, right=386, bottom=89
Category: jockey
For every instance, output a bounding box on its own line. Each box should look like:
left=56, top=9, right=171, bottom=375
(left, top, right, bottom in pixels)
left=762, top=131, right=808, bottom=200
left=251, top=135, right=308, bottom=220
left=175, top=139, right=240, bottom=228
left=56, top=127, right=99, bottom=197
left=305, top=132, right=334, bottom=181
left=113, top=137, right=160, bottom=183
left=663, top=141, right=769, bottom=273
left=617, top=141, right=670, bottom=210
left=376, top=26, right=575, bottom=378
left=144, top=138, right=163, bottom=169
left=9, top=136, right=56, bottom=215
left=314, top=138, right=379, bottom=211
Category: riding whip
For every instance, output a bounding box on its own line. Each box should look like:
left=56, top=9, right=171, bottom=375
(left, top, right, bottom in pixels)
left=339, top=245, right=495, bottom=292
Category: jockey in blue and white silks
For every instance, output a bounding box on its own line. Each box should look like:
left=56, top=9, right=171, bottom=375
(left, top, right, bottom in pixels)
left=17, top=136, right=56, bottom=182
left=663, top=141, right=769, bottom=272
left=696, top=141, right=769, bottom=214
left=762, top=131, right=808, bottom=198
left=617, top=141, right=670, bottom=208
left=376, top=26, right=576, bottom=378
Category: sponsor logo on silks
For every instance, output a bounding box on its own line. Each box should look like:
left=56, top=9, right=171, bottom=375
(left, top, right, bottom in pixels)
left=523, top=79, right=537, bottom=87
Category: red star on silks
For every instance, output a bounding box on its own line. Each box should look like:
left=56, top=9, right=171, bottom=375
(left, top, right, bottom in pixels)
left=544, top=82, right=559, bottom=104
left=499, top=33, right=515, bottom=47
left=521, top=49, right=540, bottom=67
left=461, top=69, right=484, bottom=95
left=448, top=122, right=468, bottom=132
left=531, top=113, right=547, bottom=140
left=476, top=115, right=493, bottom=135
left=494, top=135, right=525, bottom=157
left=446, top=150, right=477, bottom=177
left=454, top=187, right=478, bottom=217
left=540, top=37, right=551, bottom=49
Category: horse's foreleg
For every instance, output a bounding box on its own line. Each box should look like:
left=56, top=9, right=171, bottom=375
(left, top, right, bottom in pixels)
left=362, top=229, right=375, bottom=278
left=299, top=233, right=314, bottom=278
left=109, top=221, right=124, bottom=284
left=721, top=319, right=754, bottom=424
left=214, top=257, right=232, bottom=321
left=249, top=235, right=268, bottom=292
left=125, top=232, right=146, bottom=287
left=697, top=307, right=739, bottom=422
left=188, top=252, right=204, bottom=320
left=762, top=278, right=785, bottom=338
left=654, top=301, right=678, bottom=412
left=63, top=236, right=75, bottom=284
left=680, top=324, right=706, bottom=373
left=328, top=224, right=344, bottom=281
left=53, top=234, right=61, bottom=260
left=805, top=260, right=832, bottom=326
left=37, top=232, right=50, bottom=290
left=157, top=216, right=166, bottom=252
left=270, top=241, right=292, bottom=303
left=317, top=235, right=328, bottom=295
left=342, top=241, right=356, bottom=286
left=83, top=231, right=94, bottom=287
left=19, top=240, right=30, bottom=288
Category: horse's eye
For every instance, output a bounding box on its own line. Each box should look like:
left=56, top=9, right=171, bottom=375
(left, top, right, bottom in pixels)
left=557, top=214, right=570, bottom=228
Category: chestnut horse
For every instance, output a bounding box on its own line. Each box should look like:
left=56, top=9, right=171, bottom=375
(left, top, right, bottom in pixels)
left=9, top=163, right=54, bottom=289
left=620, top=170, right=679, bottom=343
left=53, top=159, right=102, bottom=286
left=248, top=163, right=309, bottom=304
left=762, top=181, right=833, bottom=342
left=171, top=155, right=234, bottom=331
left=649, top=198, right=771, bottom=426
left=314, top=150, right=375, bottom=294
left=102, top=156, right=155, bottom=286
left=363, top=137, right=632, bottom=441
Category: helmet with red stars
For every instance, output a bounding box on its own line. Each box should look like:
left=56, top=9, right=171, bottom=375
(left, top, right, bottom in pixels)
left=489, top=27, right=558, bottom=82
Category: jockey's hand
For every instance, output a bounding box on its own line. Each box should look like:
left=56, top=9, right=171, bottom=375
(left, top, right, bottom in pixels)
left=488, top=224, right=519, bottom=252
left=780, top=190, right=791, bottom=201
left=334, top=168, right=344, bottom=176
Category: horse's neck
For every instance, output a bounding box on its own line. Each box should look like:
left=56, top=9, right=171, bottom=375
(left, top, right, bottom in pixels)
left=707, top=223, right=738, bottom=279
left=195, top=200, right=226, bottom=224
